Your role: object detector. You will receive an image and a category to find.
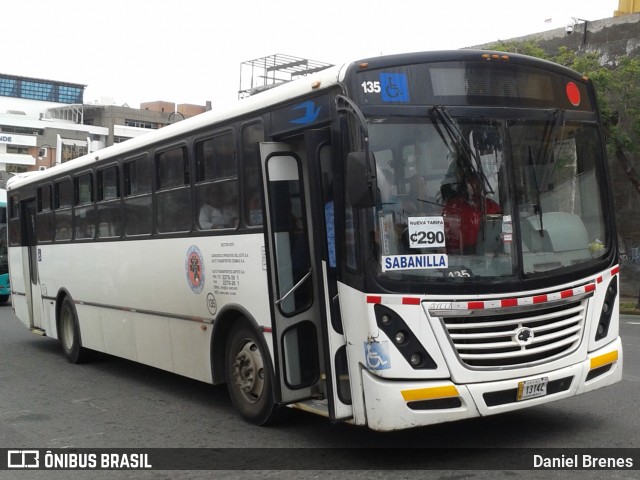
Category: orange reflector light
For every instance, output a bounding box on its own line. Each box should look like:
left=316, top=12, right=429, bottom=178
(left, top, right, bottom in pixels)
left=481, top=53, right=509, bottom=61
left=590, top=350, right=619, bottom=370
left=359, top=62, right=369, bottom=69
left=401, top=385, right=459, bottom=402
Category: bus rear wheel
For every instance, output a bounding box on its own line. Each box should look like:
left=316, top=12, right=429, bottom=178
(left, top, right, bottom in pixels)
left=59, top=296, right=90, bottom=364
left=225, top=322, right=277, bottom=425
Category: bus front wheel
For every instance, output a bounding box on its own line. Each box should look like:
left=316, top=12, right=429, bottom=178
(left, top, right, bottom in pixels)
left=59, top=296, right=90, bottom=364
left=225, top=322, right=277, bottom=425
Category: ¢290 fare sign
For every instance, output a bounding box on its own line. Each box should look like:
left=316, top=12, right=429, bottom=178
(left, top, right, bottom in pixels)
left=408, top=216, right=445, bottom=249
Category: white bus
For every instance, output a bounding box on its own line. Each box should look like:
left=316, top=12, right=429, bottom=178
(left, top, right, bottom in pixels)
left=7, top=50, right=622, bottom=431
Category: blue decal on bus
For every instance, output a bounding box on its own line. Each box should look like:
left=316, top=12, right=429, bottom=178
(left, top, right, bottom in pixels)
left=185, top=245, right=205, bottom=294
left=290, top=100, right=321, bottom=124
left=380, top=73, right=409, bottom=102
left=364, top=341, right=391, bottom=370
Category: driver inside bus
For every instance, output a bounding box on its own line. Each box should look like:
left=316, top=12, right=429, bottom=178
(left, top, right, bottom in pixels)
left=442, top=173, right=501, bottom=254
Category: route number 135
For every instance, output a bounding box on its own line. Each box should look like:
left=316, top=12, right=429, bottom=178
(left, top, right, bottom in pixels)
left=361, top=81, right=381, bottom=93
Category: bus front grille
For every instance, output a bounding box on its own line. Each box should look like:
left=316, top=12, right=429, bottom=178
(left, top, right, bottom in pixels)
left=439, top=300, right=586, bottom=368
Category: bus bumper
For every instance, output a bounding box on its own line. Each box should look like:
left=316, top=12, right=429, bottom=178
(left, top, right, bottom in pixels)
left=361, top=337, right=622, bottom=432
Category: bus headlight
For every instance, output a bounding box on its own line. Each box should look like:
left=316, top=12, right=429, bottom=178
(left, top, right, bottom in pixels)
left=394, top=331, right=407, bottom=345
left=374, top=304, right=437, bottom=370
left=595, top=277, right=617, bottom=341
left=409, top=353, right=422, bottom=366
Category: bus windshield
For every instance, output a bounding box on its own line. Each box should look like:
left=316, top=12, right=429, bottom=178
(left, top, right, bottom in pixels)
left=366, top=112, right=609, bottom=284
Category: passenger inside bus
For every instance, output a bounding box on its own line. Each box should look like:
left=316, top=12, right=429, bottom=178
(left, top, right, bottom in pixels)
left=199, top=202, right=227, bottom=229
left=198, top=190, right=237, bottom=229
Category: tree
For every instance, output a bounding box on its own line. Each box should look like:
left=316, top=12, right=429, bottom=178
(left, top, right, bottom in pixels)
left=488, top=41, right=640, bottom=196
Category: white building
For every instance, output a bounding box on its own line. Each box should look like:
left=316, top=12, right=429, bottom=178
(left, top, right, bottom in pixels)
left=0, top=73, right=109, bottom=172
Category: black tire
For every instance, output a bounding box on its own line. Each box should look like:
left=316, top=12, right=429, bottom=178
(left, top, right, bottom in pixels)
left=225, top=322, right=277, bottom=425
left=0, top=295, right=9, bottom=304
left=59, top=296, right=90, bottom=364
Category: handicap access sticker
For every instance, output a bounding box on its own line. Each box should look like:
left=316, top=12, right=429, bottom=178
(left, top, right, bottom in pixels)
left=364, top=341, right=391, bottom=370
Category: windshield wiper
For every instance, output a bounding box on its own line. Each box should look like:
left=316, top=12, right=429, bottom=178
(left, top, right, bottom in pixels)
left=539, top=109, right=565, bottom=193
left=431, top=106, right=494, bottom=196
left=530, top=109, right=566, bottom=236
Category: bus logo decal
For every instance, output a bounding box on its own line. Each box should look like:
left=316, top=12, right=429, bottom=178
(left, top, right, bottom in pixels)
left=380, top=73, right=409, bottom=102
left=290, top=100, right=321, bottom=124
left=514, top=327, right=534, bottom=346
left=364, top=341, right=391, bottom=370
left=185, top=245, right=205, bottom=294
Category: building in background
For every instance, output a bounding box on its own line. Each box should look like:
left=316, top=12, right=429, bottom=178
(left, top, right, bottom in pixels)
left=615, top=0, right=640, bottom=15
left=0, top=73, right=105, bottom=172
left=0, top=73, right=208, bottom=173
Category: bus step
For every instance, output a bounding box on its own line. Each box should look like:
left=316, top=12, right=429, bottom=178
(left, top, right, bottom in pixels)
left=29, top=327, right=46, bottom=336
left=289, top=398, right=329, bottom=417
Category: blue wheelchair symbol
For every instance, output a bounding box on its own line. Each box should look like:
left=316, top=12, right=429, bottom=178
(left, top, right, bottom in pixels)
left=380, top=73, right=409, bottom=103
left=364, top=341, right=391, bottom=370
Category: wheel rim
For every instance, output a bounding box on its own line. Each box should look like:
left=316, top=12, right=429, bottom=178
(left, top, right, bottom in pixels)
left=231, top=338, right=265, bottom=404
left=60, top=308, right=74, bottom=351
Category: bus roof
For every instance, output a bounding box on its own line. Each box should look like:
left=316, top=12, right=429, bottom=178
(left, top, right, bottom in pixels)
left=7, top=62, right=347, bottom=191
left=6, top=49, right=587, bottom=192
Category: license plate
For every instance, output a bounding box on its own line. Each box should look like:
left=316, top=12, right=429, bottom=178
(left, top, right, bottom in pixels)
left=517, top=377, right=549, bottom=401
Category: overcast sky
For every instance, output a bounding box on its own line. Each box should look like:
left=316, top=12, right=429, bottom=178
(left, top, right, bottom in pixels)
left=6, top=0, right=618, bottom=109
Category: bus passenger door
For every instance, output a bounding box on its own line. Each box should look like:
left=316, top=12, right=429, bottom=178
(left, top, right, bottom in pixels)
left=21, top=199, right=44, bottom=331
left=261, top=142, right=321, bottom=405
left=303, top=129, right=352, bottom=421
left=260, top=140, right=352, bottom=421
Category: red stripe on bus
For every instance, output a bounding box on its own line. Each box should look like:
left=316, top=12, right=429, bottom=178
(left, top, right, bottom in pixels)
left=532, top=295, right=548, bottom=304
left=560, top=289, right=574, bottom=299
left=611, top=265, right=620, bottom=276
left=402, top=297, right=421, bottom=305
left=367, top=296, right=382, bottom=304
left=584, top=283, right=596, bottom=293
left=501, top=298, right=518, bottom=308
left=467, top=301, right=485, bottom=310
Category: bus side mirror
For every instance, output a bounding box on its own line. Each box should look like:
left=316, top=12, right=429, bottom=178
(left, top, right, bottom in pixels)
left=347, top=151, right=376, bottom=208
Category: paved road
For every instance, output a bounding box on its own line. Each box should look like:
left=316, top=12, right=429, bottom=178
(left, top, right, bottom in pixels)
left=0, top=303, right=638, bottom=479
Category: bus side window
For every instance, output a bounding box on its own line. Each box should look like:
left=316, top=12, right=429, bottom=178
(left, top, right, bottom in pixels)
left=74, top=172, right=95, bottom=240
left=54, top=178, right=73, bottom=242
left=36, top=184, right=54, bottom=243
left=241, top=121, right=265, bottom=227
left=8, top=194, right=21, bottom=246
left=123, top=156, right=153, bottom=236
left=155, top=146, right=191, bottom=233
left=195, top=132, right=238, bottom=230
left=97, top=165, right=122, bottom=238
